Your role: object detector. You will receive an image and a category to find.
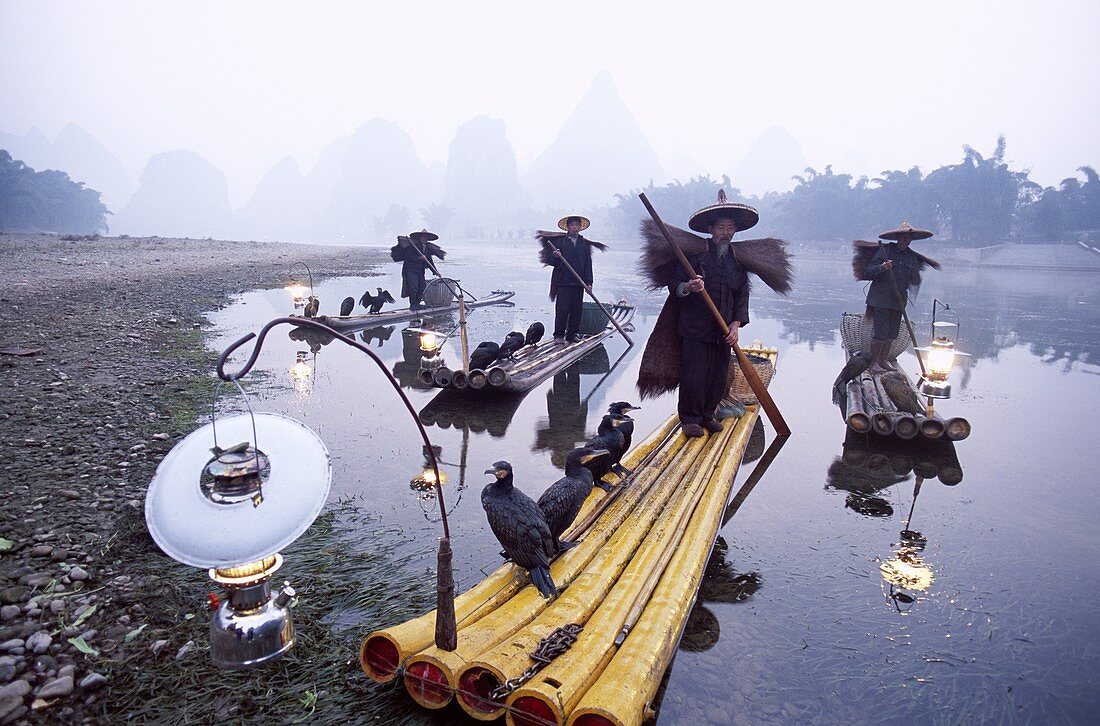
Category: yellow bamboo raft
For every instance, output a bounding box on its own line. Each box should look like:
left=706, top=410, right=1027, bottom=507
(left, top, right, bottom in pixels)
left=362, top=347, right=778, bottom=726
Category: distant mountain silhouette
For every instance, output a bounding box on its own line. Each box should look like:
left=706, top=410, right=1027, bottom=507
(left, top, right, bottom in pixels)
left=0, top=124, right=133, bottom=211
left=323, top=119, right=433, bottom=239
left=524, top=70, right=663, bottom=209
left=733, top=125, right=807, bottom=196
left=444, top=116, right=528, bottom=229
left=235, top=156, right=311, bottom=241
left=113, top=149, right=232, bottom=238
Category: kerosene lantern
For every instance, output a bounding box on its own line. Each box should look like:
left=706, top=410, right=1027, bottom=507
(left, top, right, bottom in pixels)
left=916, top=299, right=971, bottom=400
left=145, top=405, right=331, bottom=668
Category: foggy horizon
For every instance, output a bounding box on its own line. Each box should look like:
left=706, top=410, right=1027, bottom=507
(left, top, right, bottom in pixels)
left=3, top=0, right=1098, bottom=210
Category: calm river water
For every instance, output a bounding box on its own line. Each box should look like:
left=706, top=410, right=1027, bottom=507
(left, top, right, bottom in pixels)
left=209, top=240, right=1099, bottom=724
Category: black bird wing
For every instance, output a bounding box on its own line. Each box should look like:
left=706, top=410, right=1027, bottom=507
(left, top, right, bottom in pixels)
left=482, top=487, right=552, bottom=570
left=383, top=290, right=396, bottom=303
left=584, top=429, right=624, bottom=478
left=537, top=477, right=586, bottom=538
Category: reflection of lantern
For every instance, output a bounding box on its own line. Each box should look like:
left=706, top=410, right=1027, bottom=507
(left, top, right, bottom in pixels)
left=289, top=351, right=312, bottom=381
left=880, top=547, right=934, bottom=591
left=145, top=411, right=331, bottom=668
left=916, top=300, right=970, bottom=399
left=411, top=444, right=448, bottom=493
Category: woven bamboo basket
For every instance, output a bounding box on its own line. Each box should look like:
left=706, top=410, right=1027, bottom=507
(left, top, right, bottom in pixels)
left=724, top=353, right=774, bottom=405
left=840, top=312, right=909, bottom=360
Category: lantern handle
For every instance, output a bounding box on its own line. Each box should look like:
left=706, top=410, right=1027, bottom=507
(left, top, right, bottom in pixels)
left=208, top=378, right=262, bottom=460
left=215, top=317, right=450, bottom=539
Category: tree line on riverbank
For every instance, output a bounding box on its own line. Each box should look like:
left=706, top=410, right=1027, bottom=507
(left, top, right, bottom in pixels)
left=611, top=138, right=1100, bottom=245
left=0, top=150, right=109, bottom=234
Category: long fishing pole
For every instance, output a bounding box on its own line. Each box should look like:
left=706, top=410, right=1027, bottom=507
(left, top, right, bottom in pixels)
left=542, top=237, right=634, bottom=346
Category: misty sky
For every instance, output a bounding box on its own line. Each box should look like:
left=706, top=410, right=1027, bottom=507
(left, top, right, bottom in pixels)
left=2, top=0, right=1098, bottom=205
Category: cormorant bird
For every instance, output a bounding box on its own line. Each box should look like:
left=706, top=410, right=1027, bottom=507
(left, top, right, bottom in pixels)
left=525, top=322, right=545, bottom=347
left=605, top=402, right=640, bottom=477
left=303, top=296, right=320, bottom=318
left=469, top=341, right=500, bottom=370
left=498, top=331, right=526, bottom=360
left=360, top=288, right=396, bottom=313
left=832, top=350, right=874, bottom=418
left=582, top=414, right=633, bottom=491
left=537, top=446, right=610, bottom=554
left=481, top=461, right=557, bottom=598
left=339, top=296, right=355, bottom=317
left=881, top=370, right=923, bottom=414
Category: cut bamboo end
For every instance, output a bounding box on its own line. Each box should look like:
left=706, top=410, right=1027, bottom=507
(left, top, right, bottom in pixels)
left=919, top=416, right=946, bottom=439
left=894, top=415, right=919, bottom=439
left=403, top=654, right=455, bottom=708
left=871, top=412, right=896, bottom=436
left=944, top=417, right=971, bottom=441
left=569, top=708, right=619, bottom=726
left=509, top=693, right=565, bottom=726
left=433, top=367, right=453, bottom=388
left=455, top=663, right=508, bottom=720
left=360, top=631, right=402, bottom=683
left=468, top=370, right=488, bottom=389
left=451, top=369, right=468, bottom=389
left=417, top=368, right=436, bottom=386
left=847, top=412, right=871, bottom=433
left=487, top=367, right=509, bottom=387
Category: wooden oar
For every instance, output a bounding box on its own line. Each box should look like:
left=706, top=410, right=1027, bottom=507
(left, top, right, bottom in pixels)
left=542, top=237, right=634, bottom=346
left=877, top=241, right=927, bottom=378
left=639, top=193, right=791, bottom=436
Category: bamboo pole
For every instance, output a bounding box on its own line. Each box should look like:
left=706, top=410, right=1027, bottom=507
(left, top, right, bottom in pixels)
left=639, top=193, right=790, bottom=435
left=845, top=379, right=870, bottom=433
left=541, top=238, right=634, bottom=346
left=944, top=416, right=971, bottom=441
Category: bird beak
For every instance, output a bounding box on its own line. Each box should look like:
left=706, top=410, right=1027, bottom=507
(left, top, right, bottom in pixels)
left=582, top=449, right=610, bottom=463
left=484, top=468, right=495, bottom=475
left=626, top=405, right=641, bottom=412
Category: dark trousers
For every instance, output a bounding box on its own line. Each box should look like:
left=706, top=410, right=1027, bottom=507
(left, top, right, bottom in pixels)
left=404, top=270, right=427, bottom=309
left=678, top=338, right=731, bottom=425
left=870, top=306, right=902, bottom=341
left=554, top=286, right=584, bottom=338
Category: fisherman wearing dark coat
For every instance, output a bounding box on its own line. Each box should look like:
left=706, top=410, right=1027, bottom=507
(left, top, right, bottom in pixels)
left=390, top=229, right=444, bottom=310
left=855, top=221, right=940, bottom=372
left=547, top=215, right=596, bottom=344
left=666, top=196, right=755, bottom=437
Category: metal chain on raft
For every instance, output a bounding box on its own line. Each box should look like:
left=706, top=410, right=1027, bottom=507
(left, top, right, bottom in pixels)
left=489, top=623, right=583, bottom=702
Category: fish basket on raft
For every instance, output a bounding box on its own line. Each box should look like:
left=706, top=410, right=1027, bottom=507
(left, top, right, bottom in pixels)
left=579, top=302, right=615, bottom=335
left=840, top=311, right=910, bottom=359
left=724, top=353, right=775, bottom=405
left=422, top=278, right=457, bottom=307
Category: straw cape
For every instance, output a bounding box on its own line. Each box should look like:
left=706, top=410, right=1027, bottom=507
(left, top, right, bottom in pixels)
left=535, top=231, right=609, bottom=301
left=851, top=240, right=940, bottom=285
left=635, top=219, right=792, bottom=399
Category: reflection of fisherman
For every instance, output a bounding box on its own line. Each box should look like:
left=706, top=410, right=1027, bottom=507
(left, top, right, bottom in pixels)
left=390, top=229, right=445, bottom=310
left=546, top=215, right=598, bottom=344
left=540, top=367, right=589, bottom=467
left=667, top=194, right=755, bottom=437
left=855, top=222, right=940, bottom=372
left=636, top=190, right=792, bottom=438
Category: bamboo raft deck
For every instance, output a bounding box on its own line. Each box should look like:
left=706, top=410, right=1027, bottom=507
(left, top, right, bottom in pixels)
left=420, top=304, right=635, bottom=393
left=362, top=346, right=776, bottom=726
left=295, top=289, right=515, bottom=333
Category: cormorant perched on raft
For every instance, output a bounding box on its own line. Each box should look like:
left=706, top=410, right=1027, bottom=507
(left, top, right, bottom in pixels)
left=582, top=403, right=640, bottom=490
left=481, top=461, right=557, bottom=598
left=538, top=446, right=610, bottom=554
left=499, top=331, right=526, bottom=360
left=360, top=288, right=396, bottom=313
left=880, top=370, right=923, bottom=414
left=303, top=296, right=320, bottom=318
left=469, top=341, right=500, bottom=370
left=339, top=296, right=355, bottom=317
left=525, top=322, right=545, bottom=347
left=832, top=350, right=873, bottom=418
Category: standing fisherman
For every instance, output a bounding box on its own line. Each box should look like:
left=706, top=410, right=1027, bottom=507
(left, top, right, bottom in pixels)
left=540, top=215, right=605, bottom=344
left=853, top=222, right=941, bottom=372
left=391, top=229, right=446, bottom=310
left=636, top=191, right=792, bottom=438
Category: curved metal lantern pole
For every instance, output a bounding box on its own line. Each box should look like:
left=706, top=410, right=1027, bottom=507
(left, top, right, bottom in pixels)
left=639, top=193, right=791, bottom=436
left=216, top=316, right=458, bottom=650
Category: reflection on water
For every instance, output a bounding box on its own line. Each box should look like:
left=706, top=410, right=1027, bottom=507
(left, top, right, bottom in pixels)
left=207, top=246, right=1100, bottom=724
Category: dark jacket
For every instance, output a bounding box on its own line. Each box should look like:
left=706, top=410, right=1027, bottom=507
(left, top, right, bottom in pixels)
left=390, top=240, right=442, bottom=277
left=666, top=242, right=750, bottom=344
left=548, top=235, right=594, bottom=291
left=864, top=244, right=920, bottom=310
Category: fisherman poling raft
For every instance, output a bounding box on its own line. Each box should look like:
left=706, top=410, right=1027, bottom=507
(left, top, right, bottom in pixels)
left=832, top=222, right=972, bottom=443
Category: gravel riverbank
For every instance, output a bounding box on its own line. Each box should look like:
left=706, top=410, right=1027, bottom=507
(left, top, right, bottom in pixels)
left=0, top=234, right=404, bottom=724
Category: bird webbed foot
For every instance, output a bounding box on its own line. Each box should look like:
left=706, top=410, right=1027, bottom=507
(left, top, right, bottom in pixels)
left=595, top=481, right=615, bottom=493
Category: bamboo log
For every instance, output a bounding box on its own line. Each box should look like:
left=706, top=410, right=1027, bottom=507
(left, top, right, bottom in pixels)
left=894, top=414, right=919, bottom=440
left=845, top=379, right=870, bottom=433
left=486, top=367, right=509, bottom=387
left=360, top=417, right=674, bottom=684
left=433, top=367, right=453, bottom=388
left=944, top=416, right=971, bottom=441
left=871, top=411, right=896, bottom=437
left=468, top=370, right=488, bottom=389
left=451, top=370, right=468, bottom=389
left=919, top=413, right=946, bottom=439
left=417, top=368, right=436, bottom=386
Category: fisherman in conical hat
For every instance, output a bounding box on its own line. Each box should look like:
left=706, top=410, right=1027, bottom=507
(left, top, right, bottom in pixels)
left=540, top=215, right=604, bottom=344
left=852, top=222, right=940, bottom=372
left=390, top=229, right=446, bottom=310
